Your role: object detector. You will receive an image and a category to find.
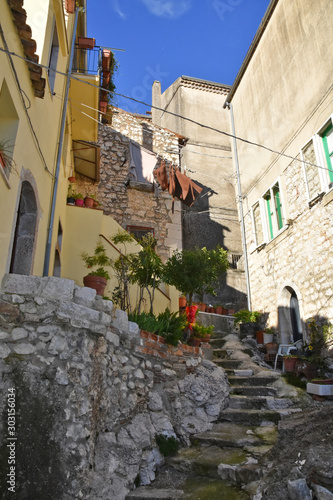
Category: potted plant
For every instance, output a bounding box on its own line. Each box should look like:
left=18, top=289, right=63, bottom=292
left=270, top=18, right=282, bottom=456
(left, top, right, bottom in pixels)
left=73, top=192, right=84, bottom=207
left=233, top=309, right=262, bottom=336
left=263, top=327, right=275, bottom=344
left=190, top=324, right=214, bottom=346
left=179, top=296, right=187, bottom=309
left=78, top=37, right=95, bottom=49
left=84, top=194, right=95, bottom=208
left=67, top=184, right=75, bottom=205
left=283, top=354, right=299, bottom=373
left=215, top=305, right=223, bottom=315
left=163, top=246, right=229, bottom=307
left=81, top=241, right=112, bottom=296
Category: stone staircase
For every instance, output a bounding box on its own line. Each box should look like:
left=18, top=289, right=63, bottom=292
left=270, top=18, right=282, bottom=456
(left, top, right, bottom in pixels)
left=126, top=321, right=300, bottom=500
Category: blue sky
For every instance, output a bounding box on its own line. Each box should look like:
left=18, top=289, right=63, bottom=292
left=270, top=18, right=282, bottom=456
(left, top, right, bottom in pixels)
left=86, top=0, right=271, bottom=114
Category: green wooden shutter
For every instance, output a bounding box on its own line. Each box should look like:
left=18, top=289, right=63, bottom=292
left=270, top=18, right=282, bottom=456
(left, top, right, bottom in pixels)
left=266, top=195, right=274, bottom=240
left=273, top=186, right=283, bottom=230
left=322, top=123, right=333, bottom=182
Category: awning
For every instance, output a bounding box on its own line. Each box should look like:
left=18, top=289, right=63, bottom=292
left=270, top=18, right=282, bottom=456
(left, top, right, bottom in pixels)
left=73, top=140, right=100, bottom=181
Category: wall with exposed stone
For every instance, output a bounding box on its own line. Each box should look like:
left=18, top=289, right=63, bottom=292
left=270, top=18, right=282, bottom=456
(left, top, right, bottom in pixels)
left=244, top=153, right=333, bottom=341
left=74, top=110, right=184, bottom=262
left=0, top=274, right=229, bottom=499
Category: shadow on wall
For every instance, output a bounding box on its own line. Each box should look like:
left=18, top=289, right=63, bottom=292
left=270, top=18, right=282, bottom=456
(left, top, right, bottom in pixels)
left=182, top=180, right=247, bottom=310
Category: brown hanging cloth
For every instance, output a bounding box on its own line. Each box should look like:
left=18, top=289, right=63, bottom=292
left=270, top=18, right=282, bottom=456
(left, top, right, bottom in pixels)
left=153, top=160, right=168, bottom=191
left=175, top=168, right=203, bottom=207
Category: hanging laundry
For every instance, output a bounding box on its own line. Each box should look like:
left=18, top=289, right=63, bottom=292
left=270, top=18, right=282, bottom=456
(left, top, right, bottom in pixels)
left=168, top=165, right=203, bottom=213
left=175, top=168, right=203, bottom=206
left=129, top=142, right=157, bottom=183
left=153, top=160, right=168, bottom=191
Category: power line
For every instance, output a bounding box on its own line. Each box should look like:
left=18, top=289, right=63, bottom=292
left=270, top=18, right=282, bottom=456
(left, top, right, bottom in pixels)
left=0, top=45, right=331, bottom=175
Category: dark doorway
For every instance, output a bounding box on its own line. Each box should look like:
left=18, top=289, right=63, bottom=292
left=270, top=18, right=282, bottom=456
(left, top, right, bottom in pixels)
left=290, top=290, right=303, bottom=342
left=10, top=181, right=37, bottom=275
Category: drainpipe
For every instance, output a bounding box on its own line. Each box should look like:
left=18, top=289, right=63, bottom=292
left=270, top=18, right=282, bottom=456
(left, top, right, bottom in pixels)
left=225, top=102, right=252, bottom=310
left=43, top=8, right=81, bottom=276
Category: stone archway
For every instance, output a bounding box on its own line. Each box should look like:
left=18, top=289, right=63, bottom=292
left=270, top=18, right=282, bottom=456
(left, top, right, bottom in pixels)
left=277, top=284, right=305, bottom=344
left=9, top=181, right=38, bottom=275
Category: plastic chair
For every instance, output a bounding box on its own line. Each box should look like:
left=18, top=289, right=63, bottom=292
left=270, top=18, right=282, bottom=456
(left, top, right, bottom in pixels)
left=274, top=340, right=303, bottom=371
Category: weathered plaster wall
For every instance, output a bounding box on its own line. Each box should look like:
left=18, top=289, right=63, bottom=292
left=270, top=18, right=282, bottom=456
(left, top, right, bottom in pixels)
left=152, top=77, right=247, bottom=308
left=0, top=275, right=229, bottom=499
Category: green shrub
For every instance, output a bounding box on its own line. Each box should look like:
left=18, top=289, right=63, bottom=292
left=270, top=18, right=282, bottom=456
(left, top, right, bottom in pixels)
left=155, top=434, right=179, bottom=457
left=233, top=309, right=261, bottom=324
left=128, top=308, right=187, bottom=346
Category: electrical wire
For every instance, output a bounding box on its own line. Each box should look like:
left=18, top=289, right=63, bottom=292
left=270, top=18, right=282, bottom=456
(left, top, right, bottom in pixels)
left=1, top=45, right=331, bottom=175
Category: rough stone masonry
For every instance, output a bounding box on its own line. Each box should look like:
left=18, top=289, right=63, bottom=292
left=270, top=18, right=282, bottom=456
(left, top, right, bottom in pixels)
left=0, top=274, right=229, bottom=500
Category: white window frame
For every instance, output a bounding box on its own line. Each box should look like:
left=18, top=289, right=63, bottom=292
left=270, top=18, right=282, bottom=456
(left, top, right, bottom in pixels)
left=251, top=178, right=286, bottom=248
left=301, top=114, right=333, bottom=202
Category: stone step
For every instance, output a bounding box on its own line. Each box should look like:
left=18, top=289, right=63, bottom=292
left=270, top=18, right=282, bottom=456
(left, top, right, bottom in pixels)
left=228, top=375, right=279, bottom=387
left=231, top=385, right=278, bottom=397
left=219, top=408, right=281, bottom=425
left=229, top=395, right=293, bottom=410
left=213, top=359, right=243, bottom=369
left=125, top=487, right=183, bottom=499
left=211, top=348, right=229, bottom=358
left=210, top=338, right=227, bottom=348
left=191, top=422, right=277, bottom=449
left=168, top=445, right=248, bottom=480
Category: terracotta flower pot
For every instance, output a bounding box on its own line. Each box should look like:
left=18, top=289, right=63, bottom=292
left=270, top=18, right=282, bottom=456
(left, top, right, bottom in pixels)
left=65, top=0, right=75, bottom=13
left=228, top=308, right=235, bottom=316
left=179, top=296, right=187, bottom=308
left=197, top=303, right=206, bottom=312
left=78, top=37, right=95, bottom=49
left=265, top=342, right=278, bottom=355
left=215, top=306, right=223, bottom=315
left=284, top=357, right=298, bottom=373
left=256, top=330, right=264, bottom=344
left=68, top=176, right=76, bottom=183
left=102, top=49, right=112, bottom=70
left=83, top=275, right=107, bottom=296
left=100, top=101, right=108, bottom=113
left=84, top=197, right=94, bottom=208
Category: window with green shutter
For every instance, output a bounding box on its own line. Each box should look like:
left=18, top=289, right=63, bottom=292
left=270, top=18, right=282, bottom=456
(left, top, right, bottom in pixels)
left=251, top=180, right=286, bottom=246
left=321, top=122, right=333, bottom=183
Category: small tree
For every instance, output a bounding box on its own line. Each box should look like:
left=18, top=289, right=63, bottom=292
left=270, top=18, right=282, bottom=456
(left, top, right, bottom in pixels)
left=163, top=246, right=229, bottom=306
left=110, top=231, right=135, bottom=313
left=81, top=241, right=112, bottom=279
left=129, top=233, right=163, bottom=313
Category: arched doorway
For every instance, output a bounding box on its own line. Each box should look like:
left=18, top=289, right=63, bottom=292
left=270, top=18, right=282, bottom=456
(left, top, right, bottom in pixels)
left=278, top=285, right=304, bottom=343
left=10, top=181, right=38, bottom=275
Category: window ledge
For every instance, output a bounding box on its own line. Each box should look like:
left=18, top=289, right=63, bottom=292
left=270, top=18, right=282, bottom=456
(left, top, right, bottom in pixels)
left=127, top=180, right=154, bottom=192
left=323, top=188, right=333, bottom=207
left=264, top=225, right=290, bottom=250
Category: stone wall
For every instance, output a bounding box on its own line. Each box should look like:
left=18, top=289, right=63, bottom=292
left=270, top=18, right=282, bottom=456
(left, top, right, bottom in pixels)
left=245, top=154, right=333, bottom=338
left=0, top=274, right=229, bottom=499
left=74, top=110, right=183, bottom=262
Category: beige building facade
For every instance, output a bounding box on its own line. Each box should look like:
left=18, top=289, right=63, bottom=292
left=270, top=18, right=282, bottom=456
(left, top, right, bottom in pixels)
left=152, top=76, right=246, bottom=309
left=226, top=0, right=333, bottom=342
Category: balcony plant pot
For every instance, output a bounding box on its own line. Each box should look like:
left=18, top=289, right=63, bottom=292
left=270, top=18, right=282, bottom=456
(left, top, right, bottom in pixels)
left=83, top=275, right=107, bottom=296
left=100, top=101, right=108, bottom=114
left=84, top=196, right=94, bottom=208
left=102, top=49, right=112, bottom=70
left=75, top=198, right=84, bottom=207
left=78, top=37, right=95, bottom=49
left=68, top=176, right=76, bottom=183
left=197, top=303, right=206, bottom=312
left=215, top=306, right=223, bottom=315
left=102, top=70, right=111, bottom=86
left=65, top=0, right=75, bottom=13
left=189, top=338, right=202, bottom=348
